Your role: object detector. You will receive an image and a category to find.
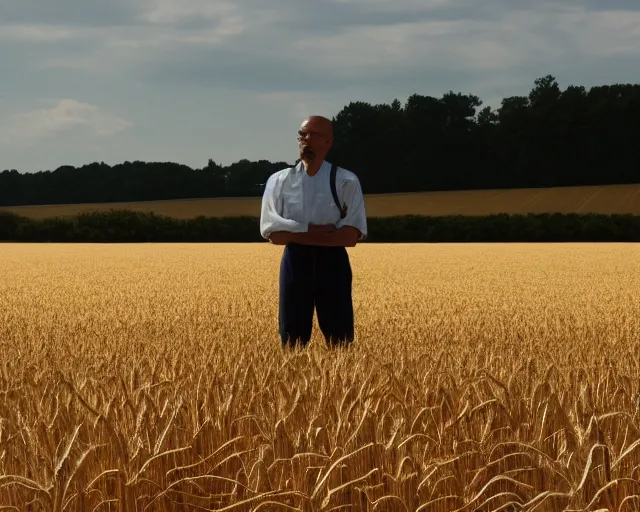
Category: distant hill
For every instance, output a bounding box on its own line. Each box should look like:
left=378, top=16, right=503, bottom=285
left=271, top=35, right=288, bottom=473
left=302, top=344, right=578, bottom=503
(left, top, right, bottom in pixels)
left=3, top=183, right=639, bottom=220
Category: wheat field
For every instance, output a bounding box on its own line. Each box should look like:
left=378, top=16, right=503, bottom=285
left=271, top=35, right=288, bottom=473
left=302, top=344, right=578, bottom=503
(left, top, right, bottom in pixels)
left=3, top=183, right=640, bottom=220
left=1, top=243, right=640, bottom=511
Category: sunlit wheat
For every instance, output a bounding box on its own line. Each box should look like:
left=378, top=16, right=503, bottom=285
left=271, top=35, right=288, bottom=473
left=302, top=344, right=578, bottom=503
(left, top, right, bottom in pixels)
left=1, top=242, right=639, bottom=511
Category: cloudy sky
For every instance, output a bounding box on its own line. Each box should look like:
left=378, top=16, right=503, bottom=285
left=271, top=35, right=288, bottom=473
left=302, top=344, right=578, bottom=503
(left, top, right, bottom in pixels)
left=2, top=0, right=639, bottom=173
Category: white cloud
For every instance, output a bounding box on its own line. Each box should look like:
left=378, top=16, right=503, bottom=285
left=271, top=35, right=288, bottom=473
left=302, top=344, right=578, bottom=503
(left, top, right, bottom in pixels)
left=289, top=8, right=581, bottom=76
left=140, top=0, right=239, bottom=24
left=327, top=0, right=454, bottom=11
left=553, top=8, right=640, bottom=56
left=253, top=91, right=343, bottom=123
left=0, top=24, right=88, bottom=42
left=7, top=100, right=132, bottom=140
left=28, top=2, right=638, bottom=93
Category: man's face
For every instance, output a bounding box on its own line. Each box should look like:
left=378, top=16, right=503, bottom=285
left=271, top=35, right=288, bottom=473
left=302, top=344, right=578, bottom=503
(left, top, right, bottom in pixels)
left=298, top=118, right=333, bottom=162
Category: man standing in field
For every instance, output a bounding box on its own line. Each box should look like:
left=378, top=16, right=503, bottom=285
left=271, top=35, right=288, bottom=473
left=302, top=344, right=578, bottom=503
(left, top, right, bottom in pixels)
left=260, top=115, right=367, bottom=349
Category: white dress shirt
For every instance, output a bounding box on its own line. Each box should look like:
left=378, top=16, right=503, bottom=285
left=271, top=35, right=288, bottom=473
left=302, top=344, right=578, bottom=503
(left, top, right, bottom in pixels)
left=260, top=160, right=368, bottom=241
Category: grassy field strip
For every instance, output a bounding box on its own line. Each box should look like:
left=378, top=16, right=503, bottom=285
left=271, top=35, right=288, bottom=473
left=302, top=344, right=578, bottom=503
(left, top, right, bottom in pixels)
left=2, top=183, right=640, bottom=220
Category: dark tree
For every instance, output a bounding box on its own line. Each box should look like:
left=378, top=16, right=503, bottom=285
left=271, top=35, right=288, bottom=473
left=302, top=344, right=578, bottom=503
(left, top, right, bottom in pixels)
left=2, top=75, right=639, bottom=206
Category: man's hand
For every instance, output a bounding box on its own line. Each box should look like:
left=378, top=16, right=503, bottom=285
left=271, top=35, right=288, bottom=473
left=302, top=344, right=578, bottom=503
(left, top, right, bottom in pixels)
left=308, top=224, right=336, bottom=233
left=268, top=231, right=293, bottom=245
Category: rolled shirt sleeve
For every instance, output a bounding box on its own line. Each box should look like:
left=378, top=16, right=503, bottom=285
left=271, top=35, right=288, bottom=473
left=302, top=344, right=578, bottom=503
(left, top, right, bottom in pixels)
left=260, top=173, right=308, bottom=240
left=336, top=176, right=368, bottom=239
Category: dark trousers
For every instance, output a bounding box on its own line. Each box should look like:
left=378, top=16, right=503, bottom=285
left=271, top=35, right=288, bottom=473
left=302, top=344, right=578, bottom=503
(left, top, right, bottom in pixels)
left=279, top=243, right=354, bottom=348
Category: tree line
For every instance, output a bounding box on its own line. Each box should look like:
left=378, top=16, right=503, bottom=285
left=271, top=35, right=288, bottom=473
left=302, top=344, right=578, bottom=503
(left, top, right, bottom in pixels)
left=2, top=75, right=639, bottom=207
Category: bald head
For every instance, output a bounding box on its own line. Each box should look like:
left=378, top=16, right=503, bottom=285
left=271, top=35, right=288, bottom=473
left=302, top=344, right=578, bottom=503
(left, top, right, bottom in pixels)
left=298, top=115, right=334, bottom=170
left=301, top=115, right=333, bottom=137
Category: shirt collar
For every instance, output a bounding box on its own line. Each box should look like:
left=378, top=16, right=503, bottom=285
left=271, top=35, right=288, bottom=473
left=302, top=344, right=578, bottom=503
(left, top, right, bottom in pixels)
left=295, top=160, right=328, bottom=172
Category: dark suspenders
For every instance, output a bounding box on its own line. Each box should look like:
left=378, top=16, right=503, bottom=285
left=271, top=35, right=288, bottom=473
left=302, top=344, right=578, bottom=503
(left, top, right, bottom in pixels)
left=330, top=162, right=347, bottom=220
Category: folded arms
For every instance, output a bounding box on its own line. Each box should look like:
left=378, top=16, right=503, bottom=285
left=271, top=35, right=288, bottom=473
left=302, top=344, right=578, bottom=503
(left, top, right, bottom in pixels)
left=259, top=168, right=367, bottom=248
left=268, top=224, right=361, bottom=247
